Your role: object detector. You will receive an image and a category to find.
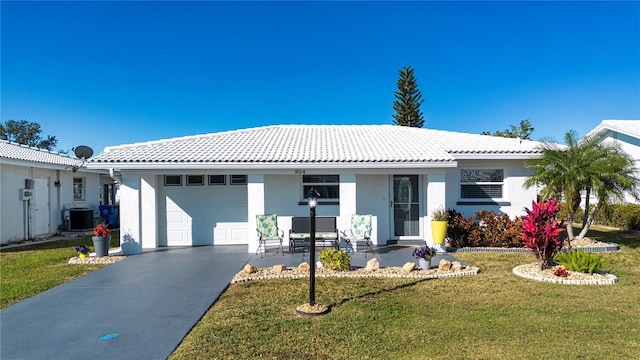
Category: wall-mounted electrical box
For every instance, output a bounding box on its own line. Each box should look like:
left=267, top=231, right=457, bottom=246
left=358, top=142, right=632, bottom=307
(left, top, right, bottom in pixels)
left=20, top=189, right=33, bottom=201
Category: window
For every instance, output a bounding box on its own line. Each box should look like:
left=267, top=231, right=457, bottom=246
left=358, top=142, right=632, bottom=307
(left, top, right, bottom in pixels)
left=208, top=175, right=226, bottom=185
left=186, top=175, right=204, bottom=186
left=460, top=169, right=503, bottom=199
left=73, top=177, right=85, bottom=200
left=164, top=175, right=182, bottom=186
left=302, top=175, right=339, bottom=200
left=230, top=175, right=247, bottom=185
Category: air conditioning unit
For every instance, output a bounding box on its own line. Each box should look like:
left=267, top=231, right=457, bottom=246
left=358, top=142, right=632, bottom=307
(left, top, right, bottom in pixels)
left=20, top=189, right=32, bottom=201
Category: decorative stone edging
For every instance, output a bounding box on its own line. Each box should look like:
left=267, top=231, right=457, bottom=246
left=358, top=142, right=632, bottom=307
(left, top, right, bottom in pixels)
left=231, top=266, right=480, bottom=284
left=448, top=243, right=620, bottom=254
left=512, top=263, right=618, bottom=285
left=68, top=256, right=127, bottom=264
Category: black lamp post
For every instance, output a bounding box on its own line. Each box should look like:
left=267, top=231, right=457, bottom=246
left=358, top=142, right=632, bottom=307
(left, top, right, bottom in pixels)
left=306, top=187, right=320, bottom=306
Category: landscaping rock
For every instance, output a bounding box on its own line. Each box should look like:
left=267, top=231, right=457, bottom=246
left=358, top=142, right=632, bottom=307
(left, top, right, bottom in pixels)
left=438, top=259, right=452, bottom=271
left=243, top=264, right=257, bottom=274
left=298, top=262, right=310, bottom=271
left=451, top=261, right=463, bottom=271
left=366, top=258, right=380, bottom=270
left=402, top=262, right=416, bottom=272
left=273, top=264, right=286, bottom=272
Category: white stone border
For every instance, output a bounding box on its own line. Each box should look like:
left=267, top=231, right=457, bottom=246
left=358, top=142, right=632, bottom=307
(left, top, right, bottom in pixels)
left=231, top=267, right=480, bottom=284
left=512, top=264, right=618, bottom=285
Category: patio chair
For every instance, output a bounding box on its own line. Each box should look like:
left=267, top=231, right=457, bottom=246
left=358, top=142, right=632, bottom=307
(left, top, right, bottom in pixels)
left=256, top=214, right=284, bottom=257
left=341, top=214, right=374, bottom=257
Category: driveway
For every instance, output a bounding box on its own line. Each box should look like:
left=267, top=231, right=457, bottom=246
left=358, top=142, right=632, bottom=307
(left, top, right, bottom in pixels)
left=0, top=246, right=251, bottom=360
left=0, top=244, right=459, bottom=360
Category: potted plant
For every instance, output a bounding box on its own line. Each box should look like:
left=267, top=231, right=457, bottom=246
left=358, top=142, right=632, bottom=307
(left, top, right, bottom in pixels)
left=75, top=245, right=90, bottom=259
left=412, top=246, right=437, bottom=270
left=431, top=206, right=448, bottom=249
left=92, top=222, right=111, bottom=257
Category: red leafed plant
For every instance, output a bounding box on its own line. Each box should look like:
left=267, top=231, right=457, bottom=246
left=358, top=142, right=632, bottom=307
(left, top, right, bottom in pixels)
left=521, top=199, right=565, bottom=270
left=93, top=223, right=111, bottom=237
left=553, top=266, right=569, bottom=278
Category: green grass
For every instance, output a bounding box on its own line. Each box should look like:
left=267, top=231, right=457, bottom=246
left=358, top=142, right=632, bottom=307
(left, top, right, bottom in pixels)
left=0, top=231, right=119, bottom=308
left=1, top=227, right=638, bottom=358
left=170, top=226, right=640, bottom=359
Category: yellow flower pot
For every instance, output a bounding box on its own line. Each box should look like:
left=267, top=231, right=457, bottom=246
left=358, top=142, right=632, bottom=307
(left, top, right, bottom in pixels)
left=431, top=220, right=447, bottom=245
left=79, top=253, right=88, bottom=259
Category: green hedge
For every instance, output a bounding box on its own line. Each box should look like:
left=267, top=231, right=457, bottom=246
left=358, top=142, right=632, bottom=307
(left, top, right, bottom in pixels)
left=593, top=203, right=640, bottom=230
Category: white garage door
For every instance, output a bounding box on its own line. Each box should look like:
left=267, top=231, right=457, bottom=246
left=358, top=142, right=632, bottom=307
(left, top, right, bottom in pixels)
left=159, top=180, right=248, bottom=246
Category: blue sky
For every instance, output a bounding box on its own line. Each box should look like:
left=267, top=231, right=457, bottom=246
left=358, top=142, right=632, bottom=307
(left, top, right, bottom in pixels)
left=2, top=1, right=639, bottom=154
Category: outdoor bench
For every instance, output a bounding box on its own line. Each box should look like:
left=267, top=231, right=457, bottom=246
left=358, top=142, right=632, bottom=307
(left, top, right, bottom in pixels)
left=289, top=216, right=339, bottom=252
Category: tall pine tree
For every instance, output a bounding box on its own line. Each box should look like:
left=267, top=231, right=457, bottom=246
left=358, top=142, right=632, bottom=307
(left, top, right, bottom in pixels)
left=392, top=65, right=425, bottom=128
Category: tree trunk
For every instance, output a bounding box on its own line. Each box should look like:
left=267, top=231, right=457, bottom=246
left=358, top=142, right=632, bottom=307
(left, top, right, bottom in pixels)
left=582, top=188, right=591, bottom=228
left=577, top=203, right=600, bottom=239
left=566, top=213, right=575, bottom=240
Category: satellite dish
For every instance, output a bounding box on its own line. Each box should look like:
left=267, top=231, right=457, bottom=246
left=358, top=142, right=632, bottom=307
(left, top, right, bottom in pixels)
left=73, top=145, right=94, bottom=160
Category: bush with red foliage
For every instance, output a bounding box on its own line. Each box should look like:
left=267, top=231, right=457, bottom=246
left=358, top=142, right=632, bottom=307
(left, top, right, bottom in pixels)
left=553, top=266, right=569, bottom=278
left=521, top=199, right=565, bottom=270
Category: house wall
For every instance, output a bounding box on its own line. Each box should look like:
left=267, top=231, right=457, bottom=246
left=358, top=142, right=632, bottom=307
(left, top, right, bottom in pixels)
left=356, top=174, right=390, bottom=242
left=0, top=162, right=103, bottom=244
left=445, top=159, right=537, bottom=218
left=116, top=161, right=537, bottom=253
left=600, top=131, right=640, bottom=204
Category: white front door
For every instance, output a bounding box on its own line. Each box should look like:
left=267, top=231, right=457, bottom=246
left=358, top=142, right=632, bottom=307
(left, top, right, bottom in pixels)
left=391, top=175, right=421, bottom=239
left=33, top=178, right=50, bottom=236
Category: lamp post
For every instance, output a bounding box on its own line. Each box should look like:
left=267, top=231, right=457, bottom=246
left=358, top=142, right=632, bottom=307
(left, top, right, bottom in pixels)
left=306, top=187, right=320, bottom=306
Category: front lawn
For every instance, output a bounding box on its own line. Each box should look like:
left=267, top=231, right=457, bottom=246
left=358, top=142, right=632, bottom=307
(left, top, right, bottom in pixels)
left=170, top=226, right=639, bottom=359
left=0, top=231, right=120, bottom=308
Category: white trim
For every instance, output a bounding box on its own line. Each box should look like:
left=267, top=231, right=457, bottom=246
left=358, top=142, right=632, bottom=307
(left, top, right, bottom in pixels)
left=87, top=161, right=459, bottom=170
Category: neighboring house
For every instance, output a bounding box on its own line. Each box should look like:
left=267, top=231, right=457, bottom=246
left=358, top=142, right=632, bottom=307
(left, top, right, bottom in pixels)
left=0, top=140, right=115, bottom=245
left=88, top=125, right=546, bottom=254
left=584, top=119, right=640, bottom=205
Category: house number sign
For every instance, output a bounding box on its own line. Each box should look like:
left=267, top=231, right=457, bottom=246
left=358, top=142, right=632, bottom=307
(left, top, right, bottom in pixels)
left=294, top=169, right=306, bottom=175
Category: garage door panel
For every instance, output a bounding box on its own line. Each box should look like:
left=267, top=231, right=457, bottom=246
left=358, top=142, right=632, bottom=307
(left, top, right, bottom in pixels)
left=160, top=183, right=248, bottom=247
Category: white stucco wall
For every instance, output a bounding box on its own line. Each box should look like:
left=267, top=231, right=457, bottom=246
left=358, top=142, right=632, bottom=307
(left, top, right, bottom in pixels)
left=1, top=162, right=104, bottom=244
left=445, top=159, right=537, bottom=219
left=600, top=131, right=640, bottom=204
left=355, top=174, right=389, bottom=244
left=115, top=160, right=538, bottom=252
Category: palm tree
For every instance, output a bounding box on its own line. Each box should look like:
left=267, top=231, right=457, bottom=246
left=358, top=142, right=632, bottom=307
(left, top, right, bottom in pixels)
left=524, top=130, right=639, bottom=241
left=577, top=143, right=639, bottom=238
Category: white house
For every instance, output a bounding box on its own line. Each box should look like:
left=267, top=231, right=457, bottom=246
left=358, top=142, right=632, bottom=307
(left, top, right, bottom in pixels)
left=88, top=125, right=545, bottom=254
left=585, top=119, right=640, bottom=204
left=0, top=140, right=114, bottom=245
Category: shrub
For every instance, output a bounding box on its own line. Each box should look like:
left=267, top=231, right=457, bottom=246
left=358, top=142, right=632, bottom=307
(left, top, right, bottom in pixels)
left=521, top=199, right=565, bottom=270
left=319, top=248, right=351, bottom=271
left=594, top=203, right=640, bottom=230
left=554, top=249, right=605, bottom=274
left=446, top=209, right=475, bottom=248
left=553, top=266, right=569, bottom=278
left=468, top=210, right=523, bottom=248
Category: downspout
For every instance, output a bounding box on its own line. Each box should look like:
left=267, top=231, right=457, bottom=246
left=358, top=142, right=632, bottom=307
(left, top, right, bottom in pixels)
left=56, top=170, right=61, bottom=232
left=109, top=168, right=122, bottom=183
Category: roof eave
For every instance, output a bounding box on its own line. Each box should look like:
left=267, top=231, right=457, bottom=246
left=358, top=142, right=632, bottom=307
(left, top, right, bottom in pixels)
left=450, top=152, right=541, bottom=160
left=87, top=160, right=459, bottom=171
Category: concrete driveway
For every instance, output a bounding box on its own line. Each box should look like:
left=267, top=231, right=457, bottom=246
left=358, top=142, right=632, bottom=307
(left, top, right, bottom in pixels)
left=0, top=246, right=251, bottom=360
left=0, top=244, right=459, bottom=360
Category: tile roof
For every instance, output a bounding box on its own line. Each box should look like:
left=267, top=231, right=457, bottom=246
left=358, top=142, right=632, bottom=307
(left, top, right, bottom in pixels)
left=89, top=125, right=545, bottom=168
left=585, top=120, right=640, bottom=139
left=0, top=140, right=84, bottom=167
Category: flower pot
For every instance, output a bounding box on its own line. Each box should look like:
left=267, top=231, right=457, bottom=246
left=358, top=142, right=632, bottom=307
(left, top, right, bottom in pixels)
left=418, top=258, right=431, bottom=270
left=431, top=220, right=447, bottom=245
left=92, top=236, right=111, bottom=257
left=79, top=253, right=89, bottom=259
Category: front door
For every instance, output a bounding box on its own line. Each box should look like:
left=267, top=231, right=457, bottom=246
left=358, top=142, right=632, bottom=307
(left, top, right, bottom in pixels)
left=392, top=175, right=420, bottom=238
left=33, top=178, right=50, bottom=236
